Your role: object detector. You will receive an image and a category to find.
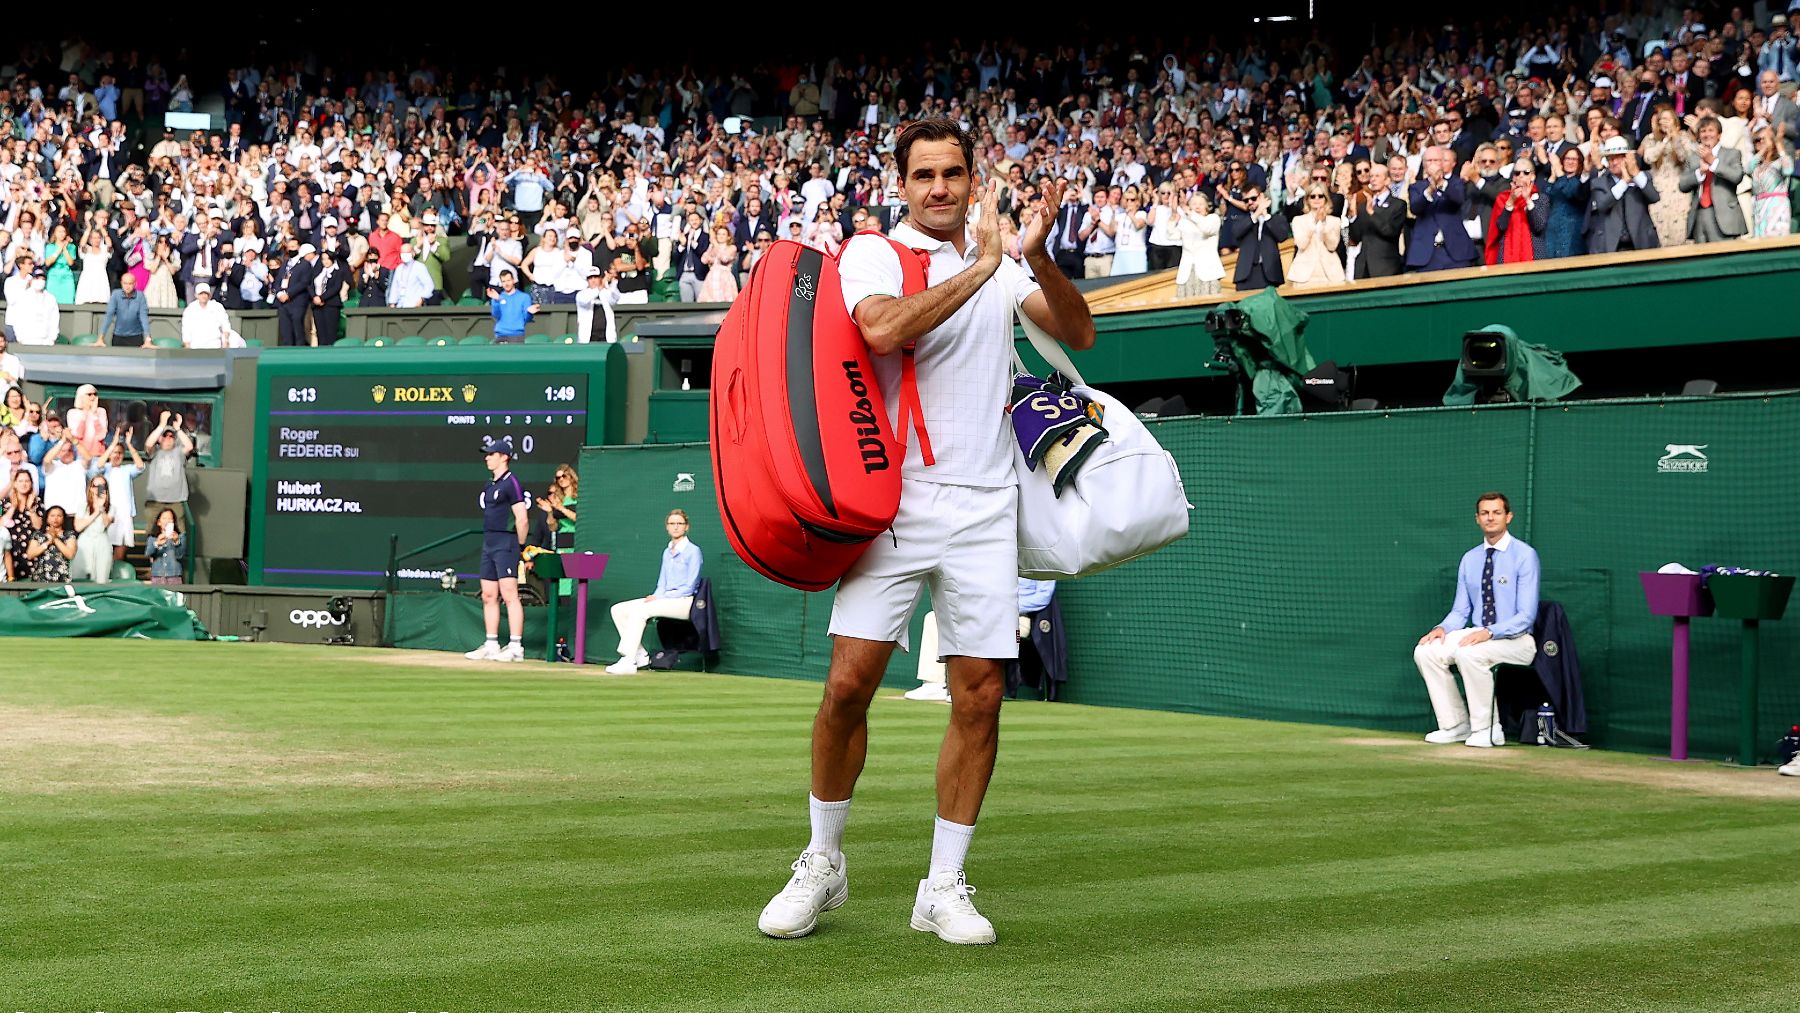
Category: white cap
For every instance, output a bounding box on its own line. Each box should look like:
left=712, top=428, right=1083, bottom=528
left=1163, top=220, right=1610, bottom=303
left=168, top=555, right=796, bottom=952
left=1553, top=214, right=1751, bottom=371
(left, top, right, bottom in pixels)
left=298, top=243, right=317, bottom=256
left=1593, top=75, right=1615, bottom=89
left=323, top=216, right=339, bottom=228
left=585, top=266, right=602, bottom=277
left=421, top=211, right=439, bottom=225
left=194, top=282, right=211, bottom=294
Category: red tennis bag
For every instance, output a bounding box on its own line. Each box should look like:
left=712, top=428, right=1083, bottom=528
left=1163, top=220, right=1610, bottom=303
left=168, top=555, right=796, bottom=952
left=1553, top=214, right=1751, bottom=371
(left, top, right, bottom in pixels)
left=711, top=236, right=930, bottom=591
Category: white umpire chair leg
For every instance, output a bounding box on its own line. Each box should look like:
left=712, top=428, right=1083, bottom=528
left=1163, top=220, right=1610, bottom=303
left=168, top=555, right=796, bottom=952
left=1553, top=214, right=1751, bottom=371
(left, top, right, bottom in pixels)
left=902, top=611, right=949, bottom=701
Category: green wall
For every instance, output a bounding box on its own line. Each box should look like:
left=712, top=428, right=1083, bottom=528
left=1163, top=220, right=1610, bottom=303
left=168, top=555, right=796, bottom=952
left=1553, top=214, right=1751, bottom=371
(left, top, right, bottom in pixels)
left=578, top=392, right=1800, bottom=761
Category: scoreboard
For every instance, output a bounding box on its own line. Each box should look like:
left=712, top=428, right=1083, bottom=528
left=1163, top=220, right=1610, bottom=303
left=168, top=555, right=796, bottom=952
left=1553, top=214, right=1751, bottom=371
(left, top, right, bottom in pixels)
left=249, top=347, right=625, bottom=589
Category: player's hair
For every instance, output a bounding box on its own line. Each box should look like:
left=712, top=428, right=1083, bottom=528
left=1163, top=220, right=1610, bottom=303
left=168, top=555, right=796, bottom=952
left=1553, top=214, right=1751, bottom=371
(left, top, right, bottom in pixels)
left=1476, top=491, right=1511, bottom=513
left=667, top=508, right=690, bottom=524
left=895, top=118, right=975, bottom=178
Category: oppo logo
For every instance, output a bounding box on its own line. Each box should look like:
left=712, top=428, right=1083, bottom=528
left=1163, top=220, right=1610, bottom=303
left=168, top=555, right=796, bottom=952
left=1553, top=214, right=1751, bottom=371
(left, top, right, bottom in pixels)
left=290, top=609, right=347, bottom=628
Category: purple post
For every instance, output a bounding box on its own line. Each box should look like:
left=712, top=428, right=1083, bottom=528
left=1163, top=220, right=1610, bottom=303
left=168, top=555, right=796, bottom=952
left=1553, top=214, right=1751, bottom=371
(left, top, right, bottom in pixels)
left=1670, top=616, right=1691, bottom=761
left=558, top=553, right=611, bottom=665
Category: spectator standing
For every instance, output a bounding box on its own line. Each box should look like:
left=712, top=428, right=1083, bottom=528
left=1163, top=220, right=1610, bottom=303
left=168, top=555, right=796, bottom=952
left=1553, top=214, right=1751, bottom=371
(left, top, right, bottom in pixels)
left=1487, top=160, right=1548, bottom=264
left=699, top=227, right=740, bottom=302
left=1347, top=163, right=1406, bottom=279
left=386, top=246, right=435, bottom=309
left=310, top=251, right=348, bottom=346
left=180, top=285, right=232, bottom=349
left=1681, top=118, right=1749, bottom=243
left=141, top=412, right=192, bottom=537
left=673, top=214, right=710, bottom=302
left=413, top=213, right=450, bottom=303
left=1641, top=109, right=1695, bottom=247
left=72, top=475, right=115, bottom=583
left=575, top=266, right=621, bottom=343
left=91, top=429, right=144, bottom=564
left=368, top=212, right=404, bottom=271
left=1146, top=186, right=1183, bottom=272
left=1079, top=191, right=1117, bottom=276
left=144, top=237, right=179, bottom=310
left=99, top=273, right=151, bottom=346
left=1587, top=136, right=1662, bottom=253
left=42, top=438, right=88, bottom=517
left=75, top=226, right=112, bottom=304
left=64, top=385, right=109, bottom=460
left=3, top=467, right=42, bottom=581
left=357, top=257, right=390, bottom=308
left=1747, top=127, right=1795, bottom=237
left=488, top=270, right=538, bottom=343
left=43, top=224, right=78, bottom=305
left=1230, top=188, right=1288, bottom=291
left=1544, top=147, right=1591, bottom=259
left=521, top=230, right=564, bottom=306
left=0, top=332, right=24, bottom=396
left=26, top=506, right=76, bottom=584
left=1110, top=188, right=1149, bottom=276
left=9, top=270, right=61, bottom=345
left=552, top=233, right=592, bottom=305
left=1407, top=147, right=1477, bottom=271
left=145, top=507, right=185, bottom=586
left=1289, top=184, right=1344, bottom=288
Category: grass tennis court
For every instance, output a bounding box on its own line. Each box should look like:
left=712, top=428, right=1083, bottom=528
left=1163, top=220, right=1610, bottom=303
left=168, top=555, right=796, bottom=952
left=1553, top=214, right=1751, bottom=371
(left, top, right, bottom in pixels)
left=3, top=639, right=1797, bottom=1012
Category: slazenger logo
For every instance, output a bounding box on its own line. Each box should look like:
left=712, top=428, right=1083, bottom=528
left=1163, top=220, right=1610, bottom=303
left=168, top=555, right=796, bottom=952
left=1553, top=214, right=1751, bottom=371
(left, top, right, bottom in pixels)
left=793, top=271, right=816, bottom=302
left=291, top=609, right=347, bottom=628
left=1657, top=444, right=1708, bottom=473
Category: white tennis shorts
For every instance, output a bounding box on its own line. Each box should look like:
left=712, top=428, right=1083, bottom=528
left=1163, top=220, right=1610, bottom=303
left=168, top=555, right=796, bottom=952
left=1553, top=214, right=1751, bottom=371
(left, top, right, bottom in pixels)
left=829, top=478, right=1019, bottom=660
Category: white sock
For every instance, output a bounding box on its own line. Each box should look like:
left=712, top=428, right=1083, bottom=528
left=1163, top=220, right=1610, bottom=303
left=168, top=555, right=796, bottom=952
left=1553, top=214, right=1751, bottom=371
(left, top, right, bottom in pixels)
left=485, top=635, right=498, bottom=646
left=806, top=794, right=851, bottom=865
left=929, top=815, right=976, bottom=880
left=508, top=636, right=522, bottom=648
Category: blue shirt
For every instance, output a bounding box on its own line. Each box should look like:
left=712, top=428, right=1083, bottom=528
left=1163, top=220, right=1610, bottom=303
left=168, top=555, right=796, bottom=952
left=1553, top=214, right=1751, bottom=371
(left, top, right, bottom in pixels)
left=507, top=169, right=552, bottom=213
left=479, top=470, right=530, bottom=533
left=100, top=288, right=151, bottom=337
left=1440, top=533, right=1540, bottom=639
left=1018, top=577, right=1056, bottom=613
left=655, top=538, right=703, bottom=598
left=490, top=289, right=535, bottom=336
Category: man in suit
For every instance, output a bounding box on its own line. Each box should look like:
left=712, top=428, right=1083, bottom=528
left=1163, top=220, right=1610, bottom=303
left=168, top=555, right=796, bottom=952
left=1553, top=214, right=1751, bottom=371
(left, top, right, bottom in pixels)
left=1621, top=73, right=1666, bottom=142
left=1587, top=136, right=1662, bottom=253
left=735, top=197, right=774, bottom=248
left=1406, top=146, right=1478, bottom=271
left=1231, top=188, right=1289, bottom=291
left=1461, top=145, right=1508, bottom=246
left=310, top=249, right=349, bottom=347
left=1531, top=115, right=1580, bottom=174
left=179, top=215, right=224, bottom=304
left=1752, top=70, right=1799, bottom=143
left=1680, top=117, right=1748, bottom=242
left=1048, top=187, right=1087, bottom=279
left=1347, top=162, right=1406, bottom=279
left=275, top=243, right=319, bottom=346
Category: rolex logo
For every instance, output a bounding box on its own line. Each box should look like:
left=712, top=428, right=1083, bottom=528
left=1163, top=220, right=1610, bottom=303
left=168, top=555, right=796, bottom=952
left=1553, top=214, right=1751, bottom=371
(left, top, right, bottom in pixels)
left=371, top=384, right=387, bottom=404
left=463, top=384, right=478, bottom=403
left=793, top=271, right=816, bottom=302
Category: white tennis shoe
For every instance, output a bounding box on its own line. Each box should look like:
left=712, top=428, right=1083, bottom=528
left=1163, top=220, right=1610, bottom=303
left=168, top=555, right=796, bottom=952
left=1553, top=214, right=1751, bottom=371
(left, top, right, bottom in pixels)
left=497, top=643, right=524, bottom=662
left=758, top=851, right=848, bottom=938
left=1779, top=756, right=1800, bottom=777
left=911, top=871, right=997, bottom=945
left=903, top=683, right=950, bottom=702
left=604, top=659, right=639, bottom=675
left=1424, top=722, right=1472, bottom=744
left=1465, top=724, right=1505, bottom=748
left=463, top=642, right=501, bottom=661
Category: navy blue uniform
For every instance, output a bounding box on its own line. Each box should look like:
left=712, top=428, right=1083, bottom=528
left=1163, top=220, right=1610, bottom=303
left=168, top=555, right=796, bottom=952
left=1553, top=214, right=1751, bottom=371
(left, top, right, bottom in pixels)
left=478, top=470, right=530, bottom=580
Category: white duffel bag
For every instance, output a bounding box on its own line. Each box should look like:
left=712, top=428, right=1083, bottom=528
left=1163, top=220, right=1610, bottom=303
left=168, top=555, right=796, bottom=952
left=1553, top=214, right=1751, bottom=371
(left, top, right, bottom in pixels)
left=1007, top=290, right=1192, bottom=579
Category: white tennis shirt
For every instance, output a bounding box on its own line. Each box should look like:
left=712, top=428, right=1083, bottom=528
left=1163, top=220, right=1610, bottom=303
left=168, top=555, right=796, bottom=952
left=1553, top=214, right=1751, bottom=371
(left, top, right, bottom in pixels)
left=837, top=221, right=1040, bottom=488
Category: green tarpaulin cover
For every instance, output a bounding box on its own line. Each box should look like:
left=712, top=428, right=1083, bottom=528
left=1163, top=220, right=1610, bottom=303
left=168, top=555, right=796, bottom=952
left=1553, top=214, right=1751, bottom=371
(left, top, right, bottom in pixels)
left=1443, top=324, right=1582, bottom=405
left=1222, top=289, right=1316, bottom=416
left=0, top=585, right=211, bottom=640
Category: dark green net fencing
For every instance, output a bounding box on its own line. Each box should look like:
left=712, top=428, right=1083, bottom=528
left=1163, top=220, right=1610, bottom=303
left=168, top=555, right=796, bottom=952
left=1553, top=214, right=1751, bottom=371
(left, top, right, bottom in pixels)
left=579, top=392, right=1800, bottom=759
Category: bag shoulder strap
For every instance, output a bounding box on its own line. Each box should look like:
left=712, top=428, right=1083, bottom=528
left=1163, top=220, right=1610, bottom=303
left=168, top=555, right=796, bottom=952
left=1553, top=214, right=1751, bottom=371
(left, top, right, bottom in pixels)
left=840, top=233, right=936, bottom=466
left=996, top=264, right=1086, bottom=388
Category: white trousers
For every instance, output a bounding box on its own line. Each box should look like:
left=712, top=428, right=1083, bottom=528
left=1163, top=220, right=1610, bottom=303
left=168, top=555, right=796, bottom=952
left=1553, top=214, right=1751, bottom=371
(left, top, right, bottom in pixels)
left=611, top=595, right=693, bottom=658
left=1412, top=629, right=1537, bottom=732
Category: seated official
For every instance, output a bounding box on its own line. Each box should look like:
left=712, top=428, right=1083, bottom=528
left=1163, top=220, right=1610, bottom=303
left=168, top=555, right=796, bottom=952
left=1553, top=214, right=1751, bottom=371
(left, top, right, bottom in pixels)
left=1412, top=492, right=1540, bottom=748
left=605, top=508, right=703, bottom=675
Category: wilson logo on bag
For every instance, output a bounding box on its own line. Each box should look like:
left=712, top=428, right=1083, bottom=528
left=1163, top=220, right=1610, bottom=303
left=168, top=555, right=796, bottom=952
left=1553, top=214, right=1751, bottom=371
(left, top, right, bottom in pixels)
left=711, top=236, right=929, bottom=591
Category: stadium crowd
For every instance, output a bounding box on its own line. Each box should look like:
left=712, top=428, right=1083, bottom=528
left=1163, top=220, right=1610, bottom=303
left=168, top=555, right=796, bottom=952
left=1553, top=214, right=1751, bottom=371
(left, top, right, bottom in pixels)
left=0, top=4, right=1796, bottom=347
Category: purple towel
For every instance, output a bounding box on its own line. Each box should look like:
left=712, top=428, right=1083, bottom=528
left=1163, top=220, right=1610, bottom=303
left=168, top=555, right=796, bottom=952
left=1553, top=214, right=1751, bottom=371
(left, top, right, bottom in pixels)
left=1008, top=371, right=1108, bottom=496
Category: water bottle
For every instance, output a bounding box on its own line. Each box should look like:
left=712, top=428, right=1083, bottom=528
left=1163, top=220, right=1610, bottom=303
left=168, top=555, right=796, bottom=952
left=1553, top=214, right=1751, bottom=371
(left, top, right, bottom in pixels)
left=1534, top=702, right=1557, bottom=746
left=555, top=636, right=573, bottom=663
left=1776, top=725, right=1800, bottom=765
